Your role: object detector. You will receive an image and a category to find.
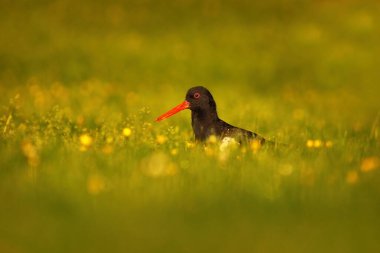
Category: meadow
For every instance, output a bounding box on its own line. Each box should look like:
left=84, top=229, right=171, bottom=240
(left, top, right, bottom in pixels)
left=0, top=0, right=380, bottom=252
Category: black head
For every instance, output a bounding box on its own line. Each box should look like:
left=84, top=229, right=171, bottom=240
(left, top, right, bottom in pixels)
left=185, top=86, right=217, bottom=112
left=156, top=86, right=217, bottom=122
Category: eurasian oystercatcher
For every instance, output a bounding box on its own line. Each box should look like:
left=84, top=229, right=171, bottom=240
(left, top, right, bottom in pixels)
left=156, top=86, right=266, bottom=144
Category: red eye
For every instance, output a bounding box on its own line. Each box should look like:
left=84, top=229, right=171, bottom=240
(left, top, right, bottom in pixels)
left=194, top=92, right=201, bottom=99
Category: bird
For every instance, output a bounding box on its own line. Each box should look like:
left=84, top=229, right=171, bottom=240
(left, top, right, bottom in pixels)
left=156, top=86, right=266, bottom=145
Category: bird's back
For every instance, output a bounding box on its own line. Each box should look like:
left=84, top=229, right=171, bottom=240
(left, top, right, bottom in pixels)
left=215, top=119, right=265, bottom=144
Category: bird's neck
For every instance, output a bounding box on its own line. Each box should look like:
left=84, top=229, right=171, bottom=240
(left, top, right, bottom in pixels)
left=191, top=109, right=219, bottom=141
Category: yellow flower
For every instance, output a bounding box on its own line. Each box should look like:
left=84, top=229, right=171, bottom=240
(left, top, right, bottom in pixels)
left=122, top=127, right=132, bottom=137
left=313, top=139, right=322, bottom=148
left=79, top=134, right=93, bottom=147
left=207, top=135, right=217, bottom=144
left=361, top=157, right=380, bottom=172
left=170, top=149, right=178, bottom=156
left=156, top=134, right=167, bottom=144
left=186, top=141, right=195, bottom=149
left=21, top=141, right=39, bottom=167
left=306, top=140, right=314, bottom=148
left=250, top=139, right=262, bottom=153
left=306, top=139, right=325, bottom=148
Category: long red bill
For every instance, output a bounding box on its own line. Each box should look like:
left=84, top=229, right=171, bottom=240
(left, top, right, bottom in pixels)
left=156, top=100, right=190, bottom=122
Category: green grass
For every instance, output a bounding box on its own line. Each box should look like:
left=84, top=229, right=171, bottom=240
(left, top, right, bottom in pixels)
left=1, top=1, right=380, bottom=252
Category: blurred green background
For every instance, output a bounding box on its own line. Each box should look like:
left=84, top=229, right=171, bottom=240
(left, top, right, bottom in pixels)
left=1, top=0, right=380, bottom=253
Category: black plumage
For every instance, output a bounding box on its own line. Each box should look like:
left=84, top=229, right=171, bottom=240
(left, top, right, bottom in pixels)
left=156, top=86, right=265, bottom=144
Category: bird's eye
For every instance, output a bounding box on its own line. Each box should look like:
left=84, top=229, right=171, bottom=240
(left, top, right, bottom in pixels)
left=194, top=92, right=201, bottom=99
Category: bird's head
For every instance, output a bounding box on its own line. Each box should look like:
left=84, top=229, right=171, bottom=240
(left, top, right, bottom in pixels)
left=185, top=86, right=216, bottom=112
left=156, top=86, right=217, bottom=122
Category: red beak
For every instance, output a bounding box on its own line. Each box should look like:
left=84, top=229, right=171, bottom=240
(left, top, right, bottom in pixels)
left=156, top=100, right=190, bottom=122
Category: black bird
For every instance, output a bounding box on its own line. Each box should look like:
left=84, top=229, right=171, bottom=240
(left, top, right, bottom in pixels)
left=156, top=86, right=265, bottom=144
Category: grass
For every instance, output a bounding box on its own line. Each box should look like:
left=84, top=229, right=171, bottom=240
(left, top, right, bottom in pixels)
left=1, top=0, right=380, bottom=252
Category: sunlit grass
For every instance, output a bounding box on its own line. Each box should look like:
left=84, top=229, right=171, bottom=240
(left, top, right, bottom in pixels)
left=1, top=0, right=380, bottom=252
left=1, top=68, right=379, bottom=253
